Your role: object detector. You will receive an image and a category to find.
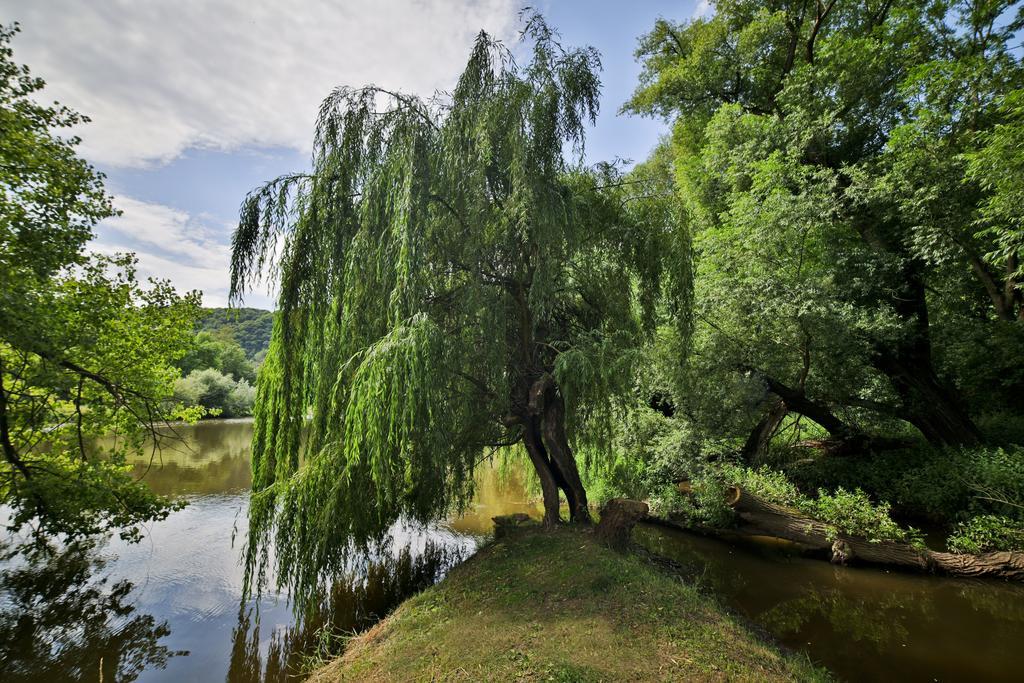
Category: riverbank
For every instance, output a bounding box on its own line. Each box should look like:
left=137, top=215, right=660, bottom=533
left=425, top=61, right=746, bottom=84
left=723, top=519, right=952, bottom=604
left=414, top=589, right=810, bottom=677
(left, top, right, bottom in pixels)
left=310, top=526, right=827, bottom=681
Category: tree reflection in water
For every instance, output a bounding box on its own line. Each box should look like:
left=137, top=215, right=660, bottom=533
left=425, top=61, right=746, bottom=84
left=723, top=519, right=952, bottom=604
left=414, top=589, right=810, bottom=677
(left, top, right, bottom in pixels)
left=758, top=586, right=929, bottom=649
left=227, top=540, right=465, bottom=683
left=0, top=539, right=184, bottom=682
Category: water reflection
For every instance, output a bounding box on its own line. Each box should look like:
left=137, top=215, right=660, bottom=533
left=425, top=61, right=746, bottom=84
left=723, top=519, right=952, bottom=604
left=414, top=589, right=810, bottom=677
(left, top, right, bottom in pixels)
left=0, top=540, right=182, bottom=682
left=635, top=524, right=1024, bottom=682
left=227, top=541, right=466, bottom=682
left=10, top=419, right=1024, bottom=682
left=56, top=420, right=506, bottom=682
left=450, top=455, right=541, bottom=535
left=111, top=418, right=256, bottom=496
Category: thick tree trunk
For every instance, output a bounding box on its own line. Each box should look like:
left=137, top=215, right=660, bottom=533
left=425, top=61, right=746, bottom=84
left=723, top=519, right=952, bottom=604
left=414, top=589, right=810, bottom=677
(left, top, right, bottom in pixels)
left=759, top=374, right=852, bottom=438
left=741, top=399, right=787, bottom=464
left=525, top=374, right=590, bottom=523
left=853, top=222, right=983, bottom=445
left=508, top=283, right=591, bottom=524
left=874, top=351, right=982, bottom=446
left=596, top=498, right=648, bottom=550
left=876, top=265, right=981, bottom=446
left=539, top=386, right=591, bottom=524
left=522, top=417, right=561, bottom=526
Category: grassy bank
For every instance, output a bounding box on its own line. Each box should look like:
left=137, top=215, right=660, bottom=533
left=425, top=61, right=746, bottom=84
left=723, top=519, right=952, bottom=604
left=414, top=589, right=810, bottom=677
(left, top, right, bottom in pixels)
left=310, top=527, right=827, bottom=681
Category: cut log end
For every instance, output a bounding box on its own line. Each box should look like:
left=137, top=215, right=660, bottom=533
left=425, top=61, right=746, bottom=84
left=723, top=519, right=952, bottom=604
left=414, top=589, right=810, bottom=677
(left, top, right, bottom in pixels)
left=596, top=498, right=649, bottom=550
left=831, top=539, right=853, bottom=565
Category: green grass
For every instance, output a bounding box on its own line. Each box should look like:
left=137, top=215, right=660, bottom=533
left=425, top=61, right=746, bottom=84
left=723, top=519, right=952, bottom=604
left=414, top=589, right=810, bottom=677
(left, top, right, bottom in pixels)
left=310, top=527, right=828, bottom=682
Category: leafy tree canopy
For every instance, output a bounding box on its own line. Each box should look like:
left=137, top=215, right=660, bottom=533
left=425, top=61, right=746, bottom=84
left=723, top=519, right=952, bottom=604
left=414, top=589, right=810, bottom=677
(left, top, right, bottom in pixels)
left=197, top=307, right=274, bottom=359
left=0, top=24, right=201, bottom=544
left=174, top=367, right=256, bottom=419
left=625, top=0, right=1024, bottom=457
left=231, top=15, right=690, bottom=606
left=177, top=331, right=256, bottom=383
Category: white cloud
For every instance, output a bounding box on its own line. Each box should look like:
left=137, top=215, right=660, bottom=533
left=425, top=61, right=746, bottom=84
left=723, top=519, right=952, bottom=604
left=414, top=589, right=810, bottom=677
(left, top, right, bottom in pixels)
left=102, top=196, right=229, bottom=269
left=693, top=1, right=713, bottom=19
left=4, top=0, right=519, bottom=168
left=95, top=195, right=257, bottom=307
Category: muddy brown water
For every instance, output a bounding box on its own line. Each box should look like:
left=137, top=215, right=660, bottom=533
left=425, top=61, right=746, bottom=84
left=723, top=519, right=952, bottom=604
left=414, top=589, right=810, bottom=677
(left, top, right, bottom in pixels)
left=1, top=419, right=1022, bottom=681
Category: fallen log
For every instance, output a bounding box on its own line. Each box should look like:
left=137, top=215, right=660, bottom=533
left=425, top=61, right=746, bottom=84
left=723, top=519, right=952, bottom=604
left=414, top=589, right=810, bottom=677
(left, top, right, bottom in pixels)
left=664, top=484, right=1024, bottom=581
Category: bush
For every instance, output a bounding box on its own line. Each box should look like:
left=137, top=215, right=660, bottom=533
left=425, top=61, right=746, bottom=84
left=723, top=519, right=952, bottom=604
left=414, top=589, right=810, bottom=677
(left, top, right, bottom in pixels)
left=947, top=515, right=1024, bottom=554
left=803, top=488, right=921, bottom=545
left=173, top=368, right=255, bottom=418
left=720, top=464, right=923, bottom=545
left=177, top=331, right=256, bottom=382
left=787, top=444, right=1024, bottom=525
left=226, top=378, right=256, bottom=417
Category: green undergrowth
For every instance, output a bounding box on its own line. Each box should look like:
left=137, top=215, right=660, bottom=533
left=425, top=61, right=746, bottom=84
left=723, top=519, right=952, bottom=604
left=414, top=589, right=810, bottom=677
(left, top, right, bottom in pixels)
left=947, top=515, right=1024, bottom=554
left=602, top=408, right=1024, bottom=554
left=786, top=444, right=1024, bottom=553
left=656, top=464, right=927, bottom=548
left=787, top=444, right=1024, bottom=524
left=310, top=527, right=828, bottom=682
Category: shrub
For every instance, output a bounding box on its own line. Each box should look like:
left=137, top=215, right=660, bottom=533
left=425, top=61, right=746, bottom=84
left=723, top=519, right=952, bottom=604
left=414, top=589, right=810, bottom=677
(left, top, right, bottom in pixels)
left=719, top=464, right=923, bottom=545
left=947, top=515, right=1024, bottom=554
left=803, top=488, right=921, bottom=545
left=173, top=368, right=255, bottom=418
left=225, top=378, right=256, bottom=417
left=787, top=444, right=1024, bottom=525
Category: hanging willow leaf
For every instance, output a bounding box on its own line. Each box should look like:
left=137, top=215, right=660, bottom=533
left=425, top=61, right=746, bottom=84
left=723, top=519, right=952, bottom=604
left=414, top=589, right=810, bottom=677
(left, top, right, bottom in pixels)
left=231, top=14, right=692, bottom=610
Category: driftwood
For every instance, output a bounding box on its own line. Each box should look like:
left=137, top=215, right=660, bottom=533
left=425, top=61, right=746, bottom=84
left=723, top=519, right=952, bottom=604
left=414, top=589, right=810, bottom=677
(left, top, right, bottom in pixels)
left=596, top=498, right=649, bottom=550
left=666, top=484, right=1024, bottom=581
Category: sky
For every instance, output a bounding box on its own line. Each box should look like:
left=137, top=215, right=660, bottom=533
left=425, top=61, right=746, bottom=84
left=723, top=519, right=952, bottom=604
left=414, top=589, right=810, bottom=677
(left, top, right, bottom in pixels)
left=3, top=0, right=709, bottom=308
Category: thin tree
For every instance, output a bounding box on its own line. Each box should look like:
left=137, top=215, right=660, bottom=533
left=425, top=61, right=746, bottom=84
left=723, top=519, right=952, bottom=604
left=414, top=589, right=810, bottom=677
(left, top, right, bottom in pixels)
left=230, top=17, right=690, bottom=604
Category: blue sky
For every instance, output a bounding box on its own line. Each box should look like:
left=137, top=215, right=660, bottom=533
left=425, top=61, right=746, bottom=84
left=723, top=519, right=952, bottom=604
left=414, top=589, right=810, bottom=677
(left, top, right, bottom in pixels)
left=4, top=0, right=708, bottom=307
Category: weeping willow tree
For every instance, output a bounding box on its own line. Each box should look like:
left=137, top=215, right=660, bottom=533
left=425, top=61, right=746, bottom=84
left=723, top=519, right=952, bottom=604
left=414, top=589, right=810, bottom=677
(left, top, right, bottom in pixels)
left=230, top=16, right=691, bottom=604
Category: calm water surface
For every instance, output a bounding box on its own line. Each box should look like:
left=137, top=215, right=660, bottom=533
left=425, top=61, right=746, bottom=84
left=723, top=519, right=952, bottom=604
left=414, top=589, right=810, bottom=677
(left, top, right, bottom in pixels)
left=2, top=419, right=1024, bottom=682
left=0, top=419, right=538, bottom=682
left=634, top=524, right=1024, bottom=682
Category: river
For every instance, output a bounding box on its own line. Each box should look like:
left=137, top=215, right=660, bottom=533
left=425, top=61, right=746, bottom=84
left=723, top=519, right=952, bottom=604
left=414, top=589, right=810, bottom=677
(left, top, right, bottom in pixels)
left=1, top=419, right=1023, bottom=681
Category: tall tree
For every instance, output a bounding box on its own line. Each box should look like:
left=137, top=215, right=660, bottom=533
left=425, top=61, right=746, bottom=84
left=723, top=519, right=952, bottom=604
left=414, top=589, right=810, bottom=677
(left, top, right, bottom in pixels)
left=231, top=17, right=689, bottom=604
left=0, top=24, right=201, bottom=543
left=627, top=0, right=1023, bottom=450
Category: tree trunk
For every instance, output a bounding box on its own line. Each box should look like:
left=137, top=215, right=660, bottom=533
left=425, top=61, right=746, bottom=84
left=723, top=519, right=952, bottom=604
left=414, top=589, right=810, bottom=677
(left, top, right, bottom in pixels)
left=741, top=399, right=787, bottom=464
left=533, top=378, right=591, bottom=524
left=596, top=498, right=648, bottom=550
left=853, top=222, right=983, bottom=445
left=522, top=417, right=561, bottom=526
left=760, top=374, right=852, bottom=438
left=874, top=350, right=982, bottom=446
left=868, top=266, right=980, bottom=445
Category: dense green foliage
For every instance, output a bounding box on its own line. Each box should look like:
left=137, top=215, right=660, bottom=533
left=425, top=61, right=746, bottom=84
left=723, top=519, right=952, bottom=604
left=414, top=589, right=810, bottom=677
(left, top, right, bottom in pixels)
left=948, top=514, right=1024, bottom=554
left=173, top=328, right=258, bottom=417
left=176, top=331, right=256, bottom=383
left=625, top=0, right=1024, bottom=451
left=171, top=311, right=270, bottom=418
left=175, top=366, right=258, bottom=419
left=587, top=0, right=1024, bottom=553
left=230, top=16, right=690, bottom=606
left=174, top=368, right=255, bottom=419
left=0, top=24, right=200, bottom=543
left=197, top=307, right=273, bottom=360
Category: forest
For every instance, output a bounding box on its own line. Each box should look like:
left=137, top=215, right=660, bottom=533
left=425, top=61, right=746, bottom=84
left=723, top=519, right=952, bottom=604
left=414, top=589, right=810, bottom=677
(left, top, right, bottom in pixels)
left=1, top=1, right=1023, bottom=681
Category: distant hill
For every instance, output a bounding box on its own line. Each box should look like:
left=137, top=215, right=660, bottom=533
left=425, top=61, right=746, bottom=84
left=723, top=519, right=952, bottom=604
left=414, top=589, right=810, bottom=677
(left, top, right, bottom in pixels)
left=198, top=308, right=274, bottom=359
